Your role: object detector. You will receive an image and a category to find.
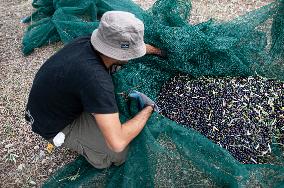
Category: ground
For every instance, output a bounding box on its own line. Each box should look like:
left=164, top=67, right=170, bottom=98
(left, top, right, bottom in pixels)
left=0, top=0, right=272, bottom=187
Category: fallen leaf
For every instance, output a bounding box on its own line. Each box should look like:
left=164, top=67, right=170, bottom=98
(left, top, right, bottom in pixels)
left=46, top=143, right=54, bottom=154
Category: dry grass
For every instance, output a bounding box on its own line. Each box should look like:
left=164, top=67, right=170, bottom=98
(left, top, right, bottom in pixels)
left=0, top=0, right=272, bottom=187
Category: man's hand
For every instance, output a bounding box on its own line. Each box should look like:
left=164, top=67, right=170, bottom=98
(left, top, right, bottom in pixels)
left=145, top=44, right=166, bottom=58
left=129, top=90, right=159, bottom=112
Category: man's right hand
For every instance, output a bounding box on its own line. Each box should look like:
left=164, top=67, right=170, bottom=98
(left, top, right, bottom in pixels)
left=129, top=90, right=159, bottom=112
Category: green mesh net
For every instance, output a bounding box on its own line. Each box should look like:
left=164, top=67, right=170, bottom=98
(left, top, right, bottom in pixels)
left=22, top=0, right=284, bottom=187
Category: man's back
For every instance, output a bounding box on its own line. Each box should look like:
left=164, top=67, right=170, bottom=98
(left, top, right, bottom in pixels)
left=25, top=35, right=118, bottom=139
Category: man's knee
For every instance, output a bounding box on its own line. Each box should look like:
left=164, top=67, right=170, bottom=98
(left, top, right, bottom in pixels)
left=80, top=143, right=128, bottom=169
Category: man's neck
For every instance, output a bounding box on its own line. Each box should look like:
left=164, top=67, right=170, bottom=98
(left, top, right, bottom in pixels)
left=99, top=54, right=116, bottom=69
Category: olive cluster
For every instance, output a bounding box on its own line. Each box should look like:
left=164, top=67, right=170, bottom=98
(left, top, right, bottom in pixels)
left=157, top=74, right=284, bottom=164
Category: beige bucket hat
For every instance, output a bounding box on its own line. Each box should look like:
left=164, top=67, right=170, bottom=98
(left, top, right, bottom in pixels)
left=91, top=11, right=146, bottom=61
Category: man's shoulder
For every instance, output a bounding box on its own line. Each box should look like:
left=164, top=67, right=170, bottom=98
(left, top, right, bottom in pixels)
left=49, top=34, right=96, bottom=64
left=69, top=34, right=92, bottom=44
left=56, top=34, right=92, bottom=56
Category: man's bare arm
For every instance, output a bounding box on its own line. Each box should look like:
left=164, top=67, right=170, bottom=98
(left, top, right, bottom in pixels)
left=93, top=106, right=153, bottom=152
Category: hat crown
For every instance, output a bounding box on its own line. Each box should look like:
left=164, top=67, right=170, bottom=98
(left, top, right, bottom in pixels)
left=102, top=11, right=144, bottom=31
left=98, top=11, right=144, bottom=48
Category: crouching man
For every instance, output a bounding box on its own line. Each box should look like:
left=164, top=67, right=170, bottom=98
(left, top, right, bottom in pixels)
left=25, top=11, right=162, bottom=168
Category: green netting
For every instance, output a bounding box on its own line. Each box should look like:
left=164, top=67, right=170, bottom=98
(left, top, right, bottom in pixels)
left=22, top=0, right=284, bottom=187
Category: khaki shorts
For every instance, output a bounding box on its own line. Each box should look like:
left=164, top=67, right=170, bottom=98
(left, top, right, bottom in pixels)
left=51, top=112, right=129, bottom=169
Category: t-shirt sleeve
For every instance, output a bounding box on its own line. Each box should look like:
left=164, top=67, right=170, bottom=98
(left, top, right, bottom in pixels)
left=79, top=72, right=118, bottom=114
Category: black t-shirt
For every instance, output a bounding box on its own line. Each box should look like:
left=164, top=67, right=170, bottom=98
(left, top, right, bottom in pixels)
left=25, top=35, right=118, bottom=139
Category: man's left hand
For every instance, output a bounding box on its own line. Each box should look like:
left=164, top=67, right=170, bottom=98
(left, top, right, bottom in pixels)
left=145, top=44, right=166, bottom=58
left=129, top=90, right=159, bottom=112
